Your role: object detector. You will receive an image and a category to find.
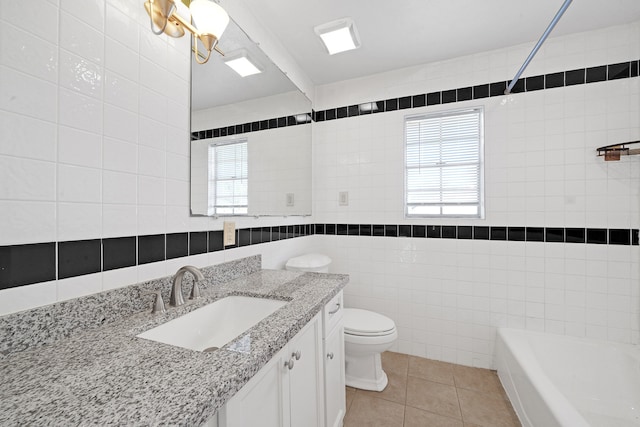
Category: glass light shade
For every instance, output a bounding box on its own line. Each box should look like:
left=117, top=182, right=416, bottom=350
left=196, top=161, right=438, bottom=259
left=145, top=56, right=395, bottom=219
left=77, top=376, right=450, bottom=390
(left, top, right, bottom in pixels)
left=189, top=0, right=230, bottom=38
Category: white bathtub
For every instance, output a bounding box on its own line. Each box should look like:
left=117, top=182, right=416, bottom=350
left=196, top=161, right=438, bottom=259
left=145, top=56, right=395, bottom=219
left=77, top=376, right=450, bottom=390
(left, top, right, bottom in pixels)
left=495, top=328, right=640, bottom=427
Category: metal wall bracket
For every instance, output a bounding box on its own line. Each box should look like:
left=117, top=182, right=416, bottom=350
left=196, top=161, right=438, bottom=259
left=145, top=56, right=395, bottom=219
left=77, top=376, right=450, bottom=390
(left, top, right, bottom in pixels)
left=596, top=141, right=640, bottom=161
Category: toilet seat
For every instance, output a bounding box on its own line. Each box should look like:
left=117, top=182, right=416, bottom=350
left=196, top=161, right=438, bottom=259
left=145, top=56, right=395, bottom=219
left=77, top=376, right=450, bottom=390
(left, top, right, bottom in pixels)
left=344, top=329, right=398, bottom=347
left=343, top=308, right=396, bottom=337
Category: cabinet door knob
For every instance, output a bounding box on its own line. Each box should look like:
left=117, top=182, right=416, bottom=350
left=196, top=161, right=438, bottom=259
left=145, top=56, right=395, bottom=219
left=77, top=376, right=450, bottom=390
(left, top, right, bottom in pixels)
left=292, top=350, right=301, bottom=361
left=284, top=358, right=295, bottom=370
left=328, top=302, right=341, bottom=315
left=327, top=352, right=334, bottom=360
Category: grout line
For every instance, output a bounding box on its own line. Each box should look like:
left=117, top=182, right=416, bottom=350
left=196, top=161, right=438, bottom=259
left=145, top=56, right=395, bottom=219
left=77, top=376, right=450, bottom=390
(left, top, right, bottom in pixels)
left=403, top=357, right=410, bottom=427
left=454, top=383, right=464, bottom=425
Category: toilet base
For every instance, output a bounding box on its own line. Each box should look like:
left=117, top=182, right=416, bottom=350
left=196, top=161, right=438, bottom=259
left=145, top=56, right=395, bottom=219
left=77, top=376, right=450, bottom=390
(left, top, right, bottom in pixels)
left=345, top=352, right=389, bottom=392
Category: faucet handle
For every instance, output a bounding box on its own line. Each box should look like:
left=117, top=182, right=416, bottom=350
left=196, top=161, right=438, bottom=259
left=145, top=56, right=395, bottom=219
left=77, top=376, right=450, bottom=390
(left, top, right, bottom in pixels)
left=143, top=290, right=166, bottom=314
left=189, top=281, right=202, bottom=300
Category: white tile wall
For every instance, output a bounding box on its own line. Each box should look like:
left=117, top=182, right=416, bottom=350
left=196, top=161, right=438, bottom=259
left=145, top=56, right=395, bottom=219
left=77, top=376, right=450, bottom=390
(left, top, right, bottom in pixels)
left=0, top=281, right=57, bottom=316
left=57, top=202, right=103, bottom=241
left=58, top=126, right=103, bottom=168
left=0, top=111, right=57, bottom=161
left=58, top=88, right=103, bottom=133
left=1, top=66, right=58, bottom=122
left=1, top=1, right=638, bottom=375
left=0, top=0, right=309, bottom=316
left=313, top=22, right=640, bottom=368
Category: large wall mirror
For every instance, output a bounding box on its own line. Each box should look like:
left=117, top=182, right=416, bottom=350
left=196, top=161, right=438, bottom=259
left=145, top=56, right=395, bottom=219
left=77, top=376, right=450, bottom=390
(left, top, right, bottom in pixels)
left=190, top=17, right=312, bottom=217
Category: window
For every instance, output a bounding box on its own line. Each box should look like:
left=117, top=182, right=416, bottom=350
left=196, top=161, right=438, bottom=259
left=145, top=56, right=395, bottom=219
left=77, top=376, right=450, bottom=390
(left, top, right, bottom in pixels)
left=208, top=139, right=248, bottom=215
left=405, top=107, right=484, bottom=218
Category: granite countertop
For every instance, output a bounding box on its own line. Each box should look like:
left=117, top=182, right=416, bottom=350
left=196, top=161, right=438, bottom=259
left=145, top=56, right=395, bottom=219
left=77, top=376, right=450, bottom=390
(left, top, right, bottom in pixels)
left=0, top=269, right=348, bottom=426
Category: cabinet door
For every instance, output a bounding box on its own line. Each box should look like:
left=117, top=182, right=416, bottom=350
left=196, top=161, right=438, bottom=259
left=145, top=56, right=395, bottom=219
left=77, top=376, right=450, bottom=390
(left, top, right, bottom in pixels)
left=220, top=346, right=287, bottom=427
left=287, top=314, right=324, bottom=427
left=324, top=324, right=346, bottom=427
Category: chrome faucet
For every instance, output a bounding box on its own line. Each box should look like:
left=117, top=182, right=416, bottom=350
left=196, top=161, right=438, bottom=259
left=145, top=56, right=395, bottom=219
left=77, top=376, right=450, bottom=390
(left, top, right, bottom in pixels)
left=170, top=265, right=205, bottom=307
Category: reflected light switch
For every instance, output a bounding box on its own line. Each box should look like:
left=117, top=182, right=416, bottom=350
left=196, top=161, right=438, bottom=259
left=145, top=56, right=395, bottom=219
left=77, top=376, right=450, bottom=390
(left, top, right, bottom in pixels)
left=286, top=193, right=295, bottom=207
left=339, top=191, right=349, bottom=206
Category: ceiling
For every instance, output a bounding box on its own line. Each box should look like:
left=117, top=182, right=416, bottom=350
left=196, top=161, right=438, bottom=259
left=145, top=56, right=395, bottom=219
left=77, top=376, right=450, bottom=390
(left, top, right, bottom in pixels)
left=191, top=0, right=640, bottom=111
left=190, top=19, right=297, bottom=111
left=238, top=0, right=640, bottom=86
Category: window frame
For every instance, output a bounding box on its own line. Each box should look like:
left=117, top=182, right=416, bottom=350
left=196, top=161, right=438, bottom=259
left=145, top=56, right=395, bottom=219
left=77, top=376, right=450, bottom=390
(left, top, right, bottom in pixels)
left=404, top=106, right=485, bottom=219
left=207, top=137, right=249, bottom=216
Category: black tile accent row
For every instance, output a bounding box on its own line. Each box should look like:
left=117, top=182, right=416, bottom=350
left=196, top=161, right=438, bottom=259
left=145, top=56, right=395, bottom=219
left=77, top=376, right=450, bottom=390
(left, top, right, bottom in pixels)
left=191, top=112, right=313, bottom=141
left=58, top=239, right=102, bottom=279
left=312, top=59, right=640, bottom=122
left=0, top=243, right=56, bottom=289
left=192, top=61, right=639, bottom=141
left=0, top=225, right=316, bottom=291
left=314, top=224, right=639, bottom=247
left=192, top=60, right=638, bottom=139
left=1, top=225, right=637, bottom=290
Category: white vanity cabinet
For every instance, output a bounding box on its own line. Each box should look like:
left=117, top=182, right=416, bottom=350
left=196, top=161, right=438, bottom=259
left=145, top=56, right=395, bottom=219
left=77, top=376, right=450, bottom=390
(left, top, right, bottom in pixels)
left=218, top=313, right=324, bottom=427
left=322, top=291, right=346, bottom=427
left=215, top=291, right=346, bottom=427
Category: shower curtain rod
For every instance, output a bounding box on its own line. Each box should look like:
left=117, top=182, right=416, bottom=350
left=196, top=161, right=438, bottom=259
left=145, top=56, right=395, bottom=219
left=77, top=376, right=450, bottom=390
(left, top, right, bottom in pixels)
left=505, top=0, right=573, bottom=94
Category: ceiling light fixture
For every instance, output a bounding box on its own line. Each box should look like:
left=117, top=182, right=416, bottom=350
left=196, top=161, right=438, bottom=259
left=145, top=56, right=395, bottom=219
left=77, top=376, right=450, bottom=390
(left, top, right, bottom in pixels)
left=144, top=0, right=229, bottom=64
left=358, top=102, right=378, bottom=113
left=223, top=51, right=263, bottom=77
left=295, top=113, right=312, bottom=123
left=314, top=18, right=361, bottom=55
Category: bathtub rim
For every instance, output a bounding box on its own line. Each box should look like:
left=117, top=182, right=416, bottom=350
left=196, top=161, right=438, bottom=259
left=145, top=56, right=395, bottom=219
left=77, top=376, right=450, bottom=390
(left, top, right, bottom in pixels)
left=496, top=327, right=590, bottom=427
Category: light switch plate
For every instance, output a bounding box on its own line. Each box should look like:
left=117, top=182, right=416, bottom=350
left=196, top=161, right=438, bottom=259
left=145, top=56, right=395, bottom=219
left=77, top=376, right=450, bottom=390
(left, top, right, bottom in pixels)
left=286, top=193, right=295, bottom=207
left=339, top=191, right=349, bottom=206
left=223, top=221, right=235, bottom=246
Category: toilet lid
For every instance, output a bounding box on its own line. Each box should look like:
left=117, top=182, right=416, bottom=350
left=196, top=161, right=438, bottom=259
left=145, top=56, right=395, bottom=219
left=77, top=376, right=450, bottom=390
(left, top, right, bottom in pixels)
left=343, top=308, right=396, bottom=336
left=285, top=253, right=331, bottom=270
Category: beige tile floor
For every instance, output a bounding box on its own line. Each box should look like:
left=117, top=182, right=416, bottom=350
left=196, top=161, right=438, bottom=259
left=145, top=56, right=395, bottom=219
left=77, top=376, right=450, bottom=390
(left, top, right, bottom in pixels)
left=344, top=352, right=522, bottom=427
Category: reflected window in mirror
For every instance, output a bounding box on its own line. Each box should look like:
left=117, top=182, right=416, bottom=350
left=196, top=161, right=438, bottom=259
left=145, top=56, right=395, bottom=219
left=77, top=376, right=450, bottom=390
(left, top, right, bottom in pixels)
left=190, top=17, right=312, bottom=217
left=208, top=139, right=248, bottom=215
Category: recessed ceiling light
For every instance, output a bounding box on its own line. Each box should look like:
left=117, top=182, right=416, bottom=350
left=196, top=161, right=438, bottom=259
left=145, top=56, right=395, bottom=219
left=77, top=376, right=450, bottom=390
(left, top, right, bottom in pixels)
left=314, top=18, right=361, bottom=55
left=224, top=51, right=262, bottom=77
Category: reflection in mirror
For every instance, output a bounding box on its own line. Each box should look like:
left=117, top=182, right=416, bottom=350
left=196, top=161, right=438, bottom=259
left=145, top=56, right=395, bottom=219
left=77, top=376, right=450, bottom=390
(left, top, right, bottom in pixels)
left=190, top=18, right=312, bottom=217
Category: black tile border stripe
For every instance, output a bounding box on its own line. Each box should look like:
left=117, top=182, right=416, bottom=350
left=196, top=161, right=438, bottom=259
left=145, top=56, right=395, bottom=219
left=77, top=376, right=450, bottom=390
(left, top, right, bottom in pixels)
left=191, top=112, right=312, bottom=141
left=314, top=225, right=638, bottom=247
left=1, top=224, right=637, bottom=290
left=191, top=59, right=639, bottom=141
left=0, top=242, right=56, bottom=289
left=58, top=239, right=102, bottom=280
left=312, top=59, right=640, bottom=123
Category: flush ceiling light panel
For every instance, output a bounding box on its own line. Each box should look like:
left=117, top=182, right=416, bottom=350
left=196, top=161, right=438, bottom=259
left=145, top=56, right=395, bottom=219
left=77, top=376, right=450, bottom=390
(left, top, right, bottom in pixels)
left=314, top=18, right=361, bottom=55
left=224, top=51, right=263, bottom=77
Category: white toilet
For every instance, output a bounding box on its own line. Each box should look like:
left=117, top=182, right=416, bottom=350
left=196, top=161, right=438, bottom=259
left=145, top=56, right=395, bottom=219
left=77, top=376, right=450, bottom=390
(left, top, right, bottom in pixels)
left=285, top=253, right=331, bottom=273
left=285, top=253, right=398, bottom=392
left=343, top=308, right=397, bottom=391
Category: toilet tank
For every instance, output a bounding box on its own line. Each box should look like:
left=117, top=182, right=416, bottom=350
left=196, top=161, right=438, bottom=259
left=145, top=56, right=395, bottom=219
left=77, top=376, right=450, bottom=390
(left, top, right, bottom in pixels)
left=285, top=253, right=331, bottom=273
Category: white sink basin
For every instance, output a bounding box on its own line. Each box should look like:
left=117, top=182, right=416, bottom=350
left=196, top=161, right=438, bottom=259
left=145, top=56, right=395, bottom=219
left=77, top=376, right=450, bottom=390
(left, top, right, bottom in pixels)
left=137, top=296, right=287, bottom=352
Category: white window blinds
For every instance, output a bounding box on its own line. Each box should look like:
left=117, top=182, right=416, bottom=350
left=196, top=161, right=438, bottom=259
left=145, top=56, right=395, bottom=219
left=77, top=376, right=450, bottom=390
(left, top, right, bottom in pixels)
left=405, top=107, right=484, bottom=218
left=208, top=139, right=248, bottom=215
